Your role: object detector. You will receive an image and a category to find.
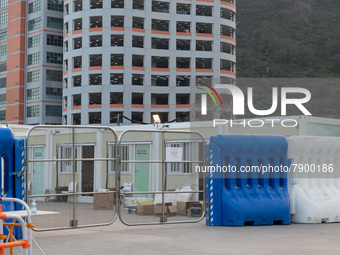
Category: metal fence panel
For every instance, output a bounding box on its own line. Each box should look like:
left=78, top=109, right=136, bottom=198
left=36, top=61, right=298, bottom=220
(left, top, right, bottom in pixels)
left=117, top=130, right=206, bottom=226
left=26, top=126, right=206, bottom=229
left=26, top=125, right=118, bottom=231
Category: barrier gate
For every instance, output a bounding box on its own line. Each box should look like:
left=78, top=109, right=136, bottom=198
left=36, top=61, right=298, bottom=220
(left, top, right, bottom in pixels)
left=26, top=126, right=118, bottom=231
left=26, top=126, right=206, bottom=230
left=117, top=130, right=206, bottom=226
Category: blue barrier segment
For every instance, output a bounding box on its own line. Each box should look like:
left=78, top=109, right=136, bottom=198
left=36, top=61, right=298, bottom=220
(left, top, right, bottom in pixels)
left=0, top=128, right=16, bottom=237
left=206, top=135, right=291, bottom=226
left=206, top=142, right=223, bottom=226
left=204, top=142, right=210, bottom=222
left=0, top=129, right=26, bottom=238
left=0, top=128, right=15, bottom=210
left=14, top=138, right=26, bottom=239
left=14, top=138, right=26, bottom=206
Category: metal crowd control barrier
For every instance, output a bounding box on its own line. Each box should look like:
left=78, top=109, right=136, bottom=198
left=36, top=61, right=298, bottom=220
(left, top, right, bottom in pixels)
left=26, top=126, right=118, bottom=231
left=287, top=136, right=340, bottom=223
left=0, top=197, right=34, bottom=255
left=0, top=205, right=31, bottom=255
left=206, top=135, right=291, bottom=226
left=117, top=130, right=206, bottom=226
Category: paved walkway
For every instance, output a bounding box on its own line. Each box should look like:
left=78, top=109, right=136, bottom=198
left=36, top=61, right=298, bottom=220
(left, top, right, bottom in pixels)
left=30, top=220, right=340, bottom=255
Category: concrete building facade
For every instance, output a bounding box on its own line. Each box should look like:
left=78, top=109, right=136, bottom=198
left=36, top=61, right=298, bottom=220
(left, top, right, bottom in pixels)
left=26, top=0, right=64, bottom=125
left=0, top=0, right=235, bottom=125
left=62, top=0, right=236, bottom=125
left=0, top=0, right=64, bottom=125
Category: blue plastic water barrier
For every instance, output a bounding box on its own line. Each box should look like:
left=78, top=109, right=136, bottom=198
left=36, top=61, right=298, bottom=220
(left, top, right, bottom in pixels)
left=0, top=128, right=16, bottom=237
left=0, top=128, right=26, bottom=238
left=206, top=135, right=291, bottom=226
left=0, top=128, right=16, bottom=212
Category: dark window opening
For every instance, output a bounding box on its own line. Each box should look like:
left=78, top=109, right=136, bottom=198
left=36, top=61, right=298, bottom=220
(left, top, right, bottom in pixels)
left=176, top=94, right=190, bottom=104
left=132, top=93, right=144, bottom=104
left=110, top=93, right=124, bottom=104
left=152, top=38, right=169, bottom=50
left=196, top=58, right=212, bottom=69
left=111, top=74, right=124, bottom=85
left=132, top=112, right=143, bottom=123
left=89, top=112, right=101, bottom=124
left=73, top=18, right=82, bottom=31
left=110, top=112, right=123, bottom=124
left=72, top=113, right=81, bottom=125
left=176, top=76, right=190, bottom=86
left=133, top=17, right=144, bottom=29
left=89, top=74, right=102, bottom=85
left=132, top=74, right=144, bottom=86
left=111, top=35, right=124, bottom=47
left=90, top=54, right=102, bottom=67
left=73, top=37, right=82, bottom=49
left=111, top=54, right=124, bottom=66
left=176, top=112, right=190, bottom=122
left=152, top=1, right=169, bottom=13
left=152, top=75, right=169, bottom=86
left=196, top=40, right=212, bottom=51
left=152, top=57, right=169, bottom=68
left=89, top=93, right=102, bottom=105
left=152, top=19, right=169, bottom=31
left=90, top=16, right=102, bottom=28
left=73, top=56, right=82, bottom=69
left=196, top=5, right=213, bottom=16
left=177, top=22, right=191, bottom=33
left=132, top=55, right=144, bottom=67
left=74, top=0, right=82, bottom=12
left=90, top=0, right=102, bottom=9
left=132, top=36, right=144, bottom=48
left=89, top=35, right=102, bottom=47
left=111, top=16, right=124, bottom=27
left=177, top=58, right=190, bottom=68
left=196, top=22, right=212, bottom=34
left=177, top=40, right=190, bottom=51
left=151, top=94, right=168, bottom=105
left=73, top=94, right=81, bottom=106
left=73, top=75, right=81, bottom=87
left=177, top=3, right=191, bottom=15
left=112, top=0, right=124, bottom=8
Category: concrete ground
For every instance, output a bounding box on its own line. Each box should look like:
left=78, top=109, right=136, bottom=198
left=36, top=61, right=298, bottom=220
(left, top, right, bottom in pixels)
left=29, top=220, right=340, bottom=255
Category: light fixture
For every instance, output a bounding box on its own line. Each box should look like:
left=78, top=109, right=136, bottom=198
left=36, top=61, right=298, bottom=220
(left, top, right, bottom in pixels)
left=153, top=114, right=161, bottom=126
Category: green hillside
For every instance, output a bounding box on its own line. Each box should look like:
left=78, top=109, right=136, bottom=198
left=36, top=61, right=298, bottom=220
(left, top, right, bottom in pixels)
left=236, top=0, right=340, bottom=78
